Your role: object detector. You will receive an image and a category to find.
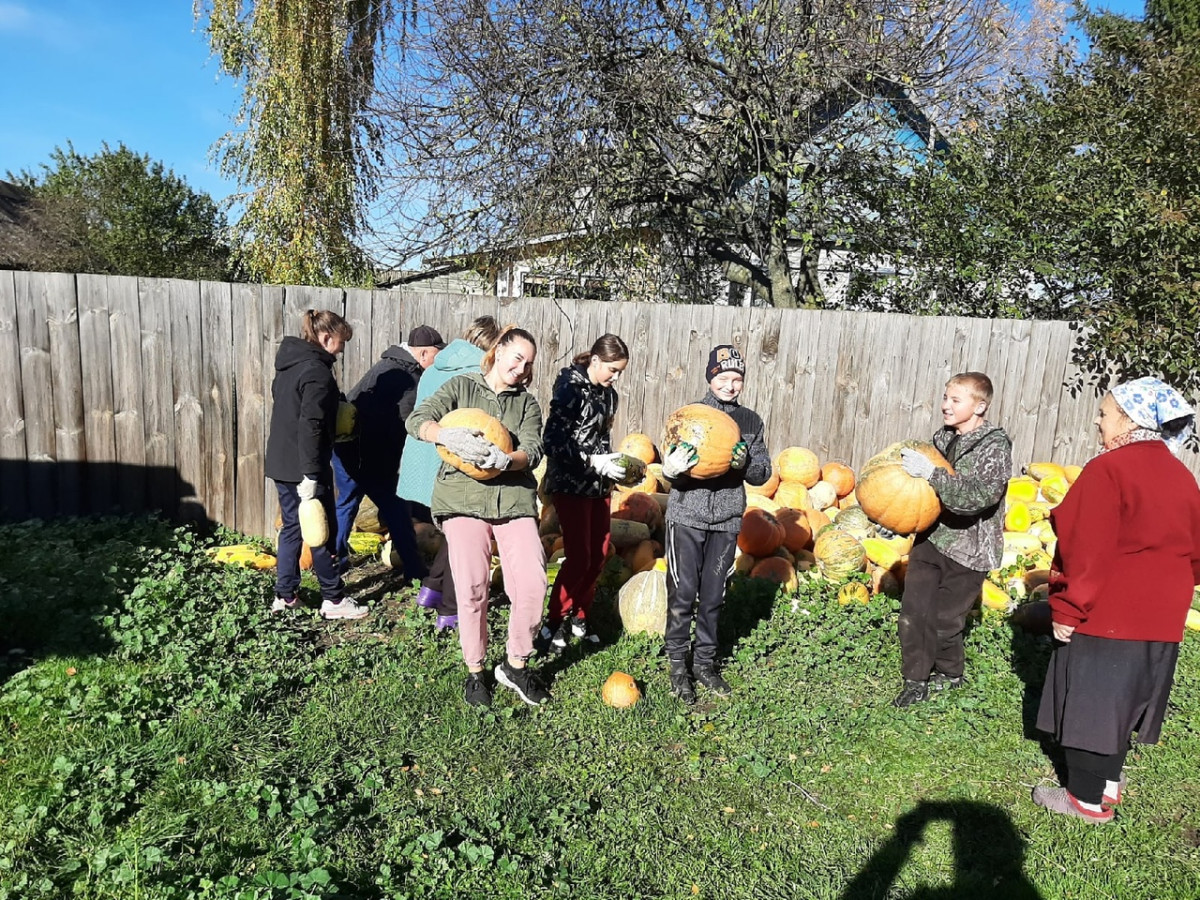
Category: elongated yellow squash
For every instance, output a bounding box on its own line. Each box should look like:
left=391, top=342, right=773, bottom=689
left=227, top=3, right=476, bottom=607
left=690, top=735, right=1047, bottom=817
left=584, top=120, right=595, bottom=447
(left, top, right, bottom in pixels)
left=299, top=498, right=329, bottom=547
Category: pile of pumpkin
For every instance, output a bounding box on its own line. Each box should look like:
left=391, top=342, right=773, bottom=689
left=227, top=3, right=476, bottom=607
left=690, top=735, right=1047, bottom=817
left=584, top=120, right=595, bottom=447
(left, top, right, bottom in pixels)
left=979, top=462, right=1079, bottom=614
left=730, top=442, right=940, bottom=605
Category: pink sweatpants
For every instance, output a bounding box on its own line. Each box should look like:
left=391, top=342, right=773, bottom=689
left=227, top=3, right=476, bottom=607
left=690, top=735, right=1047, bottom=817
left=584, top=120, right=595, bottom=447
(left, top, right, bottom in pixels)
left=442, top=515, right=547, bottom=669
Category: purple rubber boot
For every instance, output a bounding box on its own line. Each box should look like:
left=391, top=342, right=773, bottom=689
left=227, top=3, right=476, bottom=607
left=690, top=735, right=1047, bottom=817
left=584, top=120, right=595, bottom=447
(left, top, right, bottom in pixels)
left=416, top=586, right=442, bottom=609
left=435, top=614, right=459, bottom=631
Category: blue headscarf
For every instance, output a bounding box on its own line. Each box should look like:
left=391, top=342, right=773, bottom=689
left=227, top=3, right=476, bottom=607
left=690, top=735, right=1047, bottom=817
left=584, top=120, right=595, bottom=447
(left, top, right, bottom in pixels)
left=1110, top=377, right=1195, bottom=456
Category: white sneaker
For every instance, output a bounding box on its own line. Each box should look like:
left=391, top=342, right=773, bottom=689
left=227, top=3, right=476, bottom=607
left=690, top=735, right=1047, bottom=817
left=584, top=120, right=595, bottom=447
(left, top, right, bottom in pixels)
left=320, top=598, right=369, bottom=620
left=271, top=596, right=299, bottom=613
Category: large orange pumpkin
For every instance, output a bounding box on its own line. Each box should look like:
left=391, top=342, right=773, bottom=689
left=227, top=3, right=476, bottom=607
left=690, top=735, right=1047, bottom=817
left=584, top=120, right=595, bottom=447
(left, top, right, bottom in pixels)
left=737, top=508, right=785, bottom=557
left=821, top=462, right=856, bottom=498
left=622, top=539, right=659, bottom=574
left=813, top=529, right=867, bottom=581
left=601, top=671, right=642, bottom=708
left=745, top=492, right=781, bottom=514
left=750, top=556, right=799, bottom=592
left=612, top=490, right=664, bottom=533
left=661, top=404, right=742, bottom=479
left=436, top=408, right=514, bottom=480
left=804, top=507, right=832, bottom=533
left=618, top=433, right=658, bottom=465
left=746, top=462, right=780, bottom=498
left=856, top=441, right=953, bottom=535
left=776, top=447, right=821, bottom=487
left=773, top=481, right=813, bottom=511
left=777, top=508, right=814, bottom=554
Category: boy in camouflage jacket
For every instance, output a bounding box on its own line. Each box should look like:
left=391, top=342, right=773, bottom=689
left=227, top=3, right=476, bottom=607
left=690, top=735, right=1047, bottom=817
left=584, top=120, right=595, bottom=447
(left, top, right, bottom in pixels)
left=893, top=372, right=1013, bottom=708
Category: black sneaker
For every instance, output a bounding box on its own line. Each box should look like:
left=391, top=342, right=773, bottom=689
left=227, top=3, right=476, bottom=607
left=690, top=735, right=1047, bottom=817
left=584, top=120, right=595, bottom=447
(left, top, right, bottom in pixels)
left=670, top=672, right=696, bottom=704
left=569, top=613, right=600, bottom=645
left=694, top=664, right=732, bottom=697
left=535, top=620, right=570, bottom=657
left=494, top=660, right=551, bottom=706
left=893, top=680, right=929, bottom=708
left=930, top=672, right=965, bottom=691
left=464, top=672, right=492, bottom=708
left=669, top=659, right=696, bottom=705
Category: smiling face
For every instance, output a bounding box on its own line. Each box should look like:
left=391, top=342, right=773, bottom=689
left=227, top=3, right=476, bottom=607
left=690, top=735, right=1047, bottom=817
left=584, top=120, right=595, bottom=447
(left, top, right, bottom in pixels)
left=709, top=371, right=744, bottom=402
left=587, top=354, right=627, bottom=388
left=942, top=381, right=986, bottom=434
left=492, top=336, right=536, bottom=387
left=1095, top=392, right=1135, bottom=447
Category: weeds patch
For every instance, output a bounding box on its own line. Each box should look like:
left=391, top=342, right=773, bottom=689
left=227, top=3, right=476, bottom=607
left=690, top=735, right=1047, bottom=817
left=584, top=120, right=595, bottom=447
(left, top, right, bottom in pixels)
left=1, top=518, right=1198, bottom=898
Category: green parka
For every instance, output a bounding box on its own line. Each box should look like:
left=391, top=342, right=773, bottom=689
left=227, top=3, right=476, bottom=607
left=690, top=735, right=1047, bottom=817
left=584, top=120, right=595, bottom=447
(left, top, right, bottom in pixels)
left=405, top=372, right=544, bottom=522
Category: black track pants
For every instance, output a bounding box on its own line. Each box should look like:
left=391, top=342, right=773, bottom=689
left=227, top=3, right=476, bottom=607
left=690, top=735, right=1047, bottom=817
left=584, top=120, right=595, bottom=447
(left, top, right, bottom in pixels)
left=664, top=521, right=738, bottom=666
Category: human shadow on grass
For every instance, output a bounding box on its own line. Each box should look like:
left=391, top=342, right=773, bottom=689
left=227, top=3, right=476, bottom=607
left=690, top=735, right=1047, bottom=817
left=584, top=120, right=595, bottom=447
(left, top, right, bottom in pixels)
left=717, top=574, right=785, bottom=658
left=839, top=800, right=1043, bottom=900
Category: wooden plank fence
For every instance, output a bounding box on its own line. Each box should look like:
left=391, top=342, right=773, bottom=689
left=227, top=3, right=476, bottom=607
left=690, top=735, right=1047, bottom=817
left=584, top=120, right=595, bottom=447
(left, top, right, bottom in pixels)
left=0, top=270, right=1195, bottom=537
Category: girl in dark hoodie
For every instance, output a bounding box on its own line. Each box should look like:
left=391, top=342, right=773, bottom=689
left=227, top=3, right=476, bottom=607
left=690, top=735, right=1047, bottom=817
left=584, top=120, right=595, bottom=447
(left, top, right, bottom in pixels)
left=265, top=309, right=367, bottom=620
left=538, top=334, right=630, bottom=655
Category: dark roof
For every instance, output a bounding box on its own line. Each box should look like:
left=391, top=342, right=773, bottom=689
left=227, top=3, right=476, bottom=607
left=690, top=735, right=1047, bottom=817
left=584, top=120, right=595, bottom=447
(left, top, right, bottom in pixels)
left=0, top=180, right=29, bottom=226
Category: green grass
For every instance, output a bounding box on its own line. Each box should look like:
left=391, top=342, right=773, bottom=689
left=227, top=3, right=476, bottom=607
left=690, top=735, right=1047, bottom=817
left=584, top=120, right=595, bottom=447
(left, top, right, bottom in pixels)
left=1, top=517, right=1198, bottom=899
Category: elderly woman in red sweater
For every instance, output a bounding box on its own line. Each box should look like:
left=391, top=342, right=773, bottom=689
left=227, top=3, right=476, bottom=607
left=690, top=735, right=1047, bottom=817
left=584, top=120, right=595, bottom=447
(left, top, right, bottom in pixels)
left=1032, top=377, right=1200, bottom=823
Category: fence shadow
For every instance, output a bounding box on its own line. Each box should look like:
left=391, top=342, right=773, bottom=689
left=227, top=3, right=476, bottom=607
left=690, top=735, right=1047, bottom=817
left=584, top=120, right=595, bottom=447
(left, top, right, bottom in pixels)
left=839, top=800, right=1043, bottom=900
left=0, top=460, right=209, bottom=686
left=0, top=459, right=213, bottom=526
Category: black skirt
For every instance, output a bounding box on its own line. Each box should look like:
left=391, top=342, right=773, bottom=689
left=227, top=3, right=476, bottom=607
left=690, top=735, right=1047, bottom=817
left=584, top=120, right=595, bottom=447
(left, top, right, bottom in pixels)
left=1036, top=633, right=1181, bottom=755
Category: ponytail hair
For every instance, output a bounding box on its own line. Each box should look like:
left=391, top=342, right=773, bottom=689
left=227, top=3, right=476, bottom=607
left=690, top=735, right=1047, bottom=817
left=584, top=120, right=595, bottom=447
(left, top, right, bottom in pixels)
left=300, top=309, right=353, bottom=344
left=481, top=326, right=537, bottom=386
left=463, top=315, right=501, bottom=351
left=573, top=333, right=629, bottom=367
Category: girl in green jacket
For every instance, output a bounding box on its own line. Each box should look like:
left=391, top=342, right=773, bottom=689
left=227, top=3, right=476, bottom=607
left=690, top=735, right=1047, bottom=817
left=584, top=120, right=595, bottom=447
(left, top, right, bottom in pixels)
left=406, top=327, right=550, bottom=708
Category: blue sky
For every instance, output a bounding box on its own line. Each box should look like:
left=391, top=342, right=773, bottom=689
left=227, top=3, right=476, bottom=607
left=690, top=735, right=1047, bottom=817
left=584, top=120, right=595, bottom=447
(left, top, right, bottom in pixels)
left=1, top=0, right=1150, bottom=208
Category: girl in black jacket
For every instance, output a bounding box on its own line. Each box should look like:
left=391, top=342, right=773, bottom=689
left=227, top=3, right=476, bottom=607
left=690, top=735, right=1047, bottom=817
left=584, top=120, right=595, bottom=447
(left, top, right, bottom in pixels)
left=538, top=334, right=630, bottom=654
left=265, top=309, right=366, bottom=620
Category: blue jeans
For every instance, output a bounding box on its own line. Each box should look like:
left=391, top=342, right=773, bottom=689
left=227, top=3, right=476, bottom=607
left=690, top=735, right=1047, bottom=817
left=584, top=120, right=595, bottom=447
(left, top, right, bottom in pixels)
left=274, top=478, right=343, bottom=602
left=332, top=443, right=428, bottom=581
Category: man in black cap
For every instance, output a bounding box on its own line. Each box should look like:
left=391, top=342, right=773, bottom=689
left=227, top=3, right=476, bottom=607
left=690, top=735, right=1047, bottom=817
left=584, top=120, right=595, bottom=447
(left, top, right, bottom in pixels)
left=332, top=325, right=446, bottom=578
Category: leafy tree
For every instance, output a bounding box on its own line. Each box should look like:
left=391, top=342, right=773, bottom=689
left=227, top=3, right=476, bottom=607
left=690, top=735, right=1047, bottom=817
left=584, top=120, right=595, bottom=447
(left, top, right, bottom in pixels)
left=1146, top=0, right=1200, bottom=41
left=374, top=0, right=1063, bottom=307
left=196, top=0, right=396, bottom=286
left=860, top=11, right=1200, bottom=395
left=4, top=143, right=232, bottom=280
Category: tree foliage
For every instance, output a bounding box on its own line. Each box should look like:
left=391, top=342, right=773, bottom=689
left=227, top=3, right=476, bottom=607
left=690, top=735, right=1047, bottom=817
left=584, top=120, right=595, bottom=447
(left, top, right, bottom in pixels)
left=860, top=11, right=1200, bottom=395
left=374, top=0, right=1062, bottom=307
left=3, top=143, right=231, bottom=280
left=196, top=0, right=396, bottom=286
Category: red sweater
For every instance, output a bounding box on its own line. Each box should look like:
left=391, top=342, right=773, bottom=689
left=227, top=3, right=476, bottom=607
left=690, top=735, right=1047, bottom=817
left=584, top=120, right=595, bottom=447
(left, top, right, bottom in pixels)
left=1049, top=440, right=1200, bottom=642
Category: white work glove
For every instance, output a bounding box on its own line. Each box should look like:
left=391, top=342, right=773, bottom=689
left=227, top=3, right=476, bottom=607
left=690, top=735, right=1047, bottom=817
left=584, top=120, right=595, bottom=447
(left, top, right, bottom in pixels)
left=900, top=448, right=936, bottom=480
left=481, top=444, right=512, bottom=471
left=662, top=443, right=699, bottom=480
left=438, top=427, right=493, bottom=466
left=297, top=475, right=319, bottom=501
left=590, top=452, right=627, bottom=481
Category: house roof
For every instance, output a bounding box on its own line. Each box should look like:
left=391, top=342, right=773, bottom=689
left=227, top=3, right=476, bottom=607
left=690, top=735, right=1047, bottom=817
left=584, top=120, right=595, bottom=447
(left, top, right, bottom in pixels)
left=0, top=180, right=28, bottom=226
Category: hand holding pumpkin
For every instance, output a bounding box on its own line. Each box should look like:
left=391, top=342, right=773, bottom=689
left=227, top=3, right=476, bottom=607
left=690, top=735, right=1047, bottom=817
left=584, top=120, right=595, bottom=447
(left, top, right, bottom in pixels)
left=590, top=452, right=627, bottom=481
left=900, top=448, right=936, bottom=480
left=439, top=427, right=493, bottom=466
left=480, top=444, right=512, bottom=471
left=662, top=443, right=699, bottom=479
left=297, top=475, right=319, bottom=501
left=730, top=440, right=748, bottom=470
